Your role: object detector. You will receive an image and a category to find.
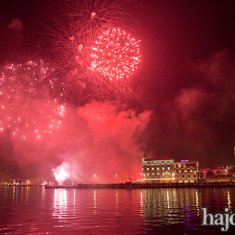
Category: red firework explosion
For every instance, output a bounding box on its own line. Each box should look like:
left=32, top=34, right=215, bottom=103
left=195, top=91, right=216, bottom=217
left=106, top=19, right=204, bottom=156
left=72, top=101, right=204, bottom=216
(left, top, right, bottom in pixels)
left=90, top=27, right=141, bottom=81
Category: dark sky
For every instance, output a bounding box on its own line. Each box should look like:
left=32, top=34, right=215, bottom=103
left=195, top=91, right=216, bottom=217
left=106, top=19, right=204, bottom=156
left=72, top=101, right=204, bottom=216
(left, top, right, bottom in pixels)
left=0, top=0, right=235, bottom=180
left=142, top=0, right=235, bottom=164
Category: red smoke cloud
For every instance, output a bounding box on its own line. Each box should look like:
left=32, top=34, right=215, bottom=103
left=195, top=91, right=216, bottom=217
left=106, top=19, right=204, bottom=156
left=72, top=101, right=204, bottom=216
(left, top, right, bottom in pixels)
left=2, top=101, right=151, bottom=183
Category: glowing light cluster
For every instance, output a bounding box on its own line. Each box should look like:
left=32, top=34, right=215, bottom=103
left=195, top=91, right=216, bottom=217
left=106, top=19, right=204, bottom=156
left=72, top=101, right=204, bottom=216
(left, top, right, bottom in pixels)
left=52, top=162, right=70, bottom=185
left=0, top=61, right=65, bottom=140
left=90, top=27, right=141, bottom=81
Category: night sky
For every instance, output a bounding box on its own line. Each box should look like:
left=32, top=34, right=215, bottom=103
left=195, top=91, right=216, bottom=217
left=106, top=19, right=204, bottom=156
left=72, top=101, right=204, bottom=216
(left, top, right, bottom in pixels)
left=0, top=0, right=235, bottom=181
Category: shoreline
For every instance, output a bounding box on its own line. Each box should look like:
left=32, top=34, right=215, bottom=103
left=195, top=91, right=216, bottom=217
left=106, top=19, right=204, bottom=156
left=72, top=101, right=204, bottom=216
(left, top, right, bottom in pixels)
left=44, top=182, right=235, bottom=189
left=2, top=182, right=235, bottom=189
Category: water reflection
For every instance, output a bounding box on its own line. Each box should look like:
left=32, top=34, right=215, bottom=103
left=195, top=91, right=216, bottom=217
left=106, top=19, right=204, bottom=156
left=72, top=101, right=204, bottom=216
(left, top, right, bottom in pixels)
left=1, top=185, right=31, bottom=203
left=53, top=189, right=68, bottom=220
left=139, top=191, right=144, bottom=218
left=142, top=188, right=202, bottom=227
left=12, top=185, right=16, bottom=201
left=73, top=189, right=76, bottom=210
left=1, top=187, right=235, bottom=234
left=93, top=189, right=97, bottom=214
left=195, top=189, right=200, bottom=216
left=227, top=190, right=231, bottom=210
left=166, top=189, right=170, bottom=209
left=41, top=186, right=46, bottom=206
left=115, top=189, right=119, bottom=215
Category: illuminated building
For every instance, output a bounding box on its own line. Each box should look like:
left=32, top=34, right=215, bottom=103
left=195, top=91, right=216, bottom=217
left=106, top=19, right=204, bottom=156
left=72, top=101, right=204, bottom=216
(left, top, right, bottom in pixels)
left=200, top=165, right=233, bottom=182
left=200, top=165, right=232, bottom=178
left=142, top=155, right=199, bottom=183
left=174, top=160, right=199, bottom=183
left=142, top=157, right=175, bottom=183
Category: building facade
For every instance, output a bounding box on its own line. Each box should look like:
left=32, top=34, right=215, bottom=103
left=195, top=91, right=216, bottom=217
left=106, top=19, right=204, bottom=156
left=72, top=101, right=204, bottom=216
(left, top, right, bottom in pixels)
left=142, top=157, right=199, bottom=183
left=174, top=160, right=199, bottom=183
left=200, top=165, right=233, bottom=183
left=200, top=165, right=231, bottom=178
left=142, top=157, right=175, bottom=183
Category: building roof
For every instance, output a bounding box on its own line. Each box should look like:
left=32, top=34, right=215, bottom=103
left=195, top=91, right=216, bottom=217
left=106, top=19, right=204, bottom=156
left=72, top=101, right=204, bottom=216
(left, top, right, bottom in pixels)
left=144, top=156, right=174, bottom=161
left=143, top=155, right=199, bottom=163
left=175, top=159, right=199, bottom=163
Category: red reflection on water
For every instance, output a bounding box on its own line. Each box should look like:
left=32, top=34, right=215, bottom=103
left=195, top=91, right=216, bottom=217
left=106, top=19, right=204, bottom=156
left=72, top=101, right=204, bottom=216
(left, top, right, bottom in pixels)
left=53, top=189, right=68, bottom=220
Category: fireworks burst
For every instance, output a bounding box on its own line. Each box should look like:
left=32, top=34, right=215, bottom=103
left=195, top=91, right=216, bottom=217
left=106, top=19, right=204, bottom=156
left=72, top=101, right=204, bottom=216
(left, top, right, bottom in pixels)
left=90, top=27, right=141, bottom=81
left=50, top=0, right=140, bottom=73
left=0, top=61, right=66, bottom=140
left=45, top=0, right=142, bottom=104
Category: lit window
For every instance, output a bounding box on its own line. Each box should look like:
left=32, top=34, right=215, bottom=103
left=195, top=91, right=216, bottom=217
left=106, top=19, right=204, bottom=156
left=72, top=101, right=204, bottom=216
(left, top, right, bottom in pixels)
left=157, top=168, right=159, bottom=171
left=152, top=167, right=154, bottom=170
left=168, top=167, right=170, bottom=170
left=152, top=173, right=155, bottom=175
left=162, top=167, right=165, bottom=170
left=147, top=168, right=149, bottom=171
